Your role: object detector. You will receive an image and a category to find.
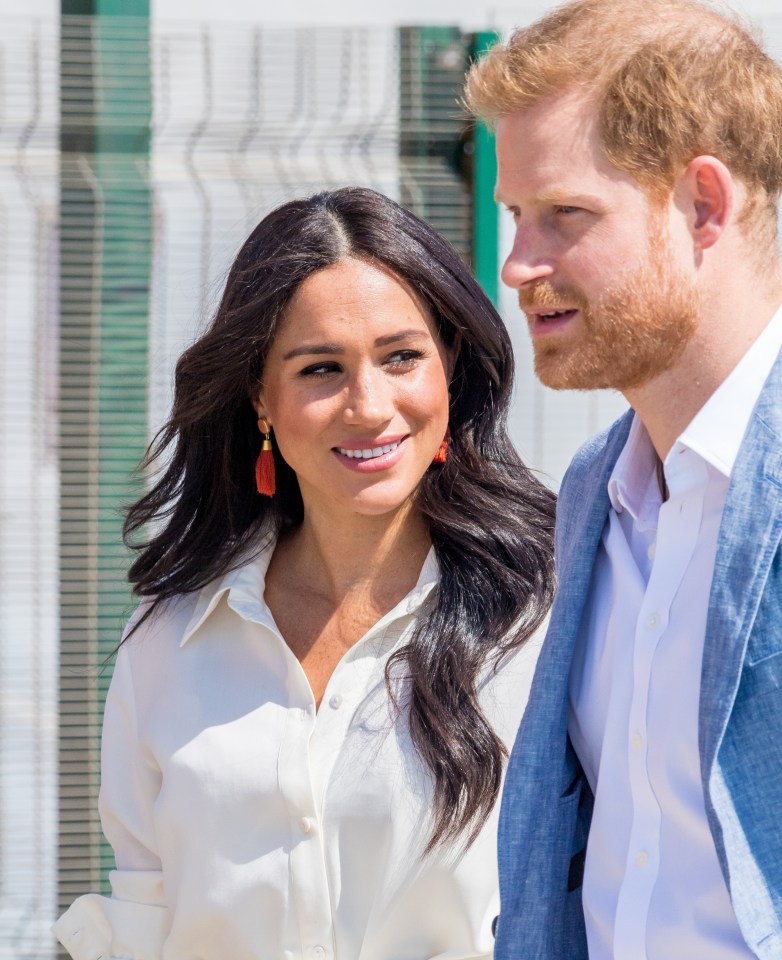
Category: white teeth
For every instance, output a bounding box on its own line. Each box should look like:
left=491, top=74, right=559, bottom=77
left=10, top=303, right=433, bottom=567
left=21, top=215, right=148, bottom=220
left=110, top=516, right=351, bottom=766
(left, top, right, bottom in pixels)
left=540, top=309, right=570, bottom=320
left=337, top=441, right=401, bottom=459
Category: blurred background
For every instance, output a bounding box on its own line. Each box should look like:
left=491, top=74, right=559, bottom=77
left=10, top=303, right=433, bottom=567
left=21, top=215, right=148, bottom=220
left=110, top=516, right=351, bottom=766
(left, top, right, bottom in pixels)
left=2, top=0, right=781, bottom=956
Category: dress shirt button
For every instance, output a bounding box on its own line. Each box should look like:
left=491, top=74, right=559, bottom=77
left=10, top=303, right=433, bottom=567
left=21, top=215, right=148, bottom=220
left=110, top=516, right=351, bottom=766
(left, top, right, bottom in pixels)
left=312, top=947, right=326, bottom=960
left=328, top=693, right=343, bottom=710
left=635, top=850, right=649, bottom=869
left=300, top=816, right=315, bottom=835
left=645, top=612, right=660, bottom=629
left=631, top=733, right=643, bottom=752
left=647, top=543, right=656, bottom=561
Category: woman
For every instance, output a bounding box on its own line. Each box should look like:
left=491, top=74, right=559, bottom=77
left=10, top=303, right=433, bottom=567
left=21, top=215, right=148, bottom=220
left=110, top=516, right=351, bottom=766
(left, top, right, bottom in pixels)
left=54, top=187, right=555, bottom=960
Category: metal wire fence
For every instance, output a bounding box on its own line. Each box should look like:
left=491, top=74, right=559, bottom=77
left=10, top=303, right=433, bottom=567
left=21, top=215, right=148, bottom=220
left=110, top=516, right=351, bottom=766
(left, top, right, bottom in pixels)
left=1, top=14, right=479, bottom=958
left=0, top=14, right=58, bottom=958
left=4, top=8, right=782, bottom=958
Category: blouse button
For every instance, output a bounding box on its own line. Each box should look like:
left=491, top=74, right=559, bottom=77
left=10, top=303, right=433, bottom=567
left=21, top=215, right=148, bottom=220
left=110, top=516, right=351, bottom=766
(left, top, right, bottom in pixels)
left=328, top=693, right=343, bottom=710
left=300, top=816, right=314, bottom=835
left=312, top=947, right=326, bottom=960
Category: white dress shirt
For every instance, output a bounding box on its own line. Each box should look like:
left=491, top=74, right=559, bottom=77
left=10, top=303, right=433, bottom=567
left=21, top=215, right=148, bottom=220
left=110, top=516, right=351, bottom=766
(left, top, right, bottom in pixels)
left=54, top=540, right=543, bottom=960
left=568, top=306, right=782, bottom=959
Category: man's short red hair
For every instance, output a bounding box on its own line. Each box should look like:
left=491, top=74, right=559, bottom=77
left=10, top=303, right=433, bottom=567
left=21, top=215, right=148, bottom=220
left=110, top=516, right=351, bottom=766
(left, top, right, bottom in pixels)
left=465, top=0, right=782, bottom=249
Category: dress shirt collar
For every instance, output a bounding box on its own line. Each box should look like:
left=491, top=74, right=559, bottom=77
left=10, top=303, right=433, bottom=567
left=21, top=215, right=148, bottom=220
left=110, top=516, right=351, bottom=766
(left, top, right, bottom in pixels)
left=679, top=302, right=782, bottom=478
left=607, top=415, right=660, bottom=529
left=608, top=302, right=782, bottom=519
left=180, top=534, right=439, bottom=647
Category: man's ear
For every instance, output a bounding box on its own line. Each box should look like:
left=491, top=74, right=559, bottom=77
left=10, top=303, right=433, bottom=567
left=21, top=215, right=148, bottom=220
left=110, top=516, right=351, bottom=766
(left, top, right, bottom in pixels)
left=678, top=155, right=734, bottom=252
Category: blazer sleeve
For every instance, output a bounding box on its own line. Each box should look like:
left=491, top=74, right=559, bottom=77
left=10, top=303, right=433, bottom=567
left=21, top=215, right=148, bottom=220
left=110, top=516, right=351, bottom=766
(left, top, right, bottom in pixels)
left=53, top=637, right=171, bottom=960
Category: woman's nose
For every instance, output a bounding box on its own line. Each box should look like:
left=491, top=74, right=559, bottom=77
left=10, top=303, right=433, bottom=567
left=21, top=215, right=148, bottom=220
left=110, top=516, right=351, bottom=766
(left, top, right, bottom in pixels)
left=342, top=368, right=394, bottom=426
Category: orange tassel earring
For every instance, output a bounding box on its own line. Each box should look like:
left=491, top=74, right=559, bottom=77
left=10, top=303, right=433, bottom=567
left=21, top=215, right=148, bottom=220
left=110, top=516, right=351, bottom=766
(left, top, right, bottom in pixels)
left=255, top=417, right=276, bottom=496
left=432, top=427, right=450, bottom=464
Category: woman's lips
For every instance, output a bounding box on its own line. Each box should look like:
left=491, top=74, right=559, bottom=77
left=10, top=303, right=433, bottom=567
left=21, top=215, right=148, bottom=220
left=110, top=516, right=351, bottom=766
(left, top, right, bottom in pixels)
left=332, top=436, right=409, bottom=473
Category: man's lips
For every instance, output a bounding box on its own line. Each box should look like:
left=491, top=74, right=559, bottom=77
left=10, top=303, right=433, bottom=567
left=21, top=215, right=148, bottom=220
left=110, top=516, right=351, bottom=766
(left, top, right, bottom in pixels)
left=524, top=307, right=578, bottom=334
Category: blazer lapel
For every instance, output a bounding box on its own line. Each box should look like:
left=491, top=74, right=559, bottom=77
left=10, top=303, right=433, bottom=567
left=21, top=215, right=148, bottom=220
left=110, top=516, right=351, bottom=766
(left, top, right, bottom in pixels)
left=526, top=412, right=634, bottom=764
left=554, top=413, right=633, bottom=627
left=700, top=352, right=782, bottom=775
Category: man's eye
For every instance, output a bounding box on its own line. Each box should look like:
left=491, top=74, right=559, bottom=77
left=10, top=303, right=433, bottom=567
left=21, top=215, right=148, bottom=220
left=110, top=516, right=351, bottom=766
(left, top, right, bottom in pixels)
left=556, top=205, right=580, bottom=214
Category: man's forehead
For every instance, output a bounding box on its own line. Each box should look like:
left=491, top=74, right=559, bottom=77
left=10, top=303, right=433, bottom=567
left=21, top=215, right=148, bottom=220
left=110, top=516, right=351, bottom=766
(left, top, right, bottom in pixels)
left=494, top=92, right=648, bottom=200
left=497, top=88, right=599, bottom=135
left=495, top=96, right=602, bottom=180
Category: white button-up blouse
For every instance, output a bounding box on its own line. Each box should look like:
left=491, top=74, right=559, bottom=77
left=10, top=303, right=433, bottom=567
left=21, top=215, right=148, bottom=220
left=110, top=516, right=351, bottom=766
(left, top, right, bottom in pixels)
left=54, top=541, right=542, bottom=960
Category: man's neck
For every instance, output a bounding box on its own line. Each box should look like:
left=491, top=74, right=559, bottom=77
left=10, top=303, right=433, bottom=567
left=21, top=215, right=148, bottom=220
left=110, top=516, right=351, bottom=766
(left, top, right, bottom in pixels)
left=624, top=289, right=782, bottom=461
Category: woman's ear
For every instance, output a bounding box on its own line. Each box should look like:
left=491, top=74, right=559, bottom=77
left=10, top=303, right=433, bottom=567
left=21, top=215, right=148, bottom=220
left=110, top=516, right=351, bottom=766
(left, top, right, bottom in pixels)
left=251, top=390, right=267, bottom=422
left=678, top=155, right=734, bottom=252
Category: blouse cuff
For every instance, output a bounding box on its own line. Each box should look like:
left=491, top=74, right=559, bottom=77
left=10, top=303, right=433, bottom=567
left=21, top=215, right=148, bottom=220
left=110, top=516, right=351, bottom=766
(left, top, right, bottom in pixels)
left=53, top=880, right=170, bottom=960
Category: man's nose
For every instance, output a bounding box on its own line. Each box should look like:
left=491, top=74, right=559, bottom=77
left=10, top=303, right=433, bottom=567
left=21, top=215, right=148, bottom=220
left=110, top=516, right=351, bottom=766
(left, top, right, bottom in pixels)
left=500, top=224, right=554, bottom=289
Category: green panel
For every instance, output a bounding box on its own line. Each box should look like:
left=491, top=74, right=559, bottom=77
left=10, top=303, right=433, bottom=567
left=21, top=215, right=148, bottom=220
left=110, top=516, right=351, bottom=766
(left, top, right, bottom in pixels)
left=61, top=0, right=95, bottom=13
left=97, top=0, right=149, bottom=13
left=95, top=154, right=151, bottom=893
left=58, top=4, right=151, bottom=914
left=471, top=31, right=501, bottom=306
left=398, top=26, right=472, bottom=262
left=397, top=27, right=500, bottom=301
left=62, top=0, right=148, bottom=13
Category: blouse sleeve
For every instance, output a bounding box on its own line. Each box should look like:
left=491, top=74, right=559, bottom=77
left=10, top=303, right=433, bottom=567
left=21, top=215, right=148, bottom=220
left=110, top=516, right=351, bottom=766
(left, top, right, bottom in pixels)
left=53, top=635, right=171, bottom=960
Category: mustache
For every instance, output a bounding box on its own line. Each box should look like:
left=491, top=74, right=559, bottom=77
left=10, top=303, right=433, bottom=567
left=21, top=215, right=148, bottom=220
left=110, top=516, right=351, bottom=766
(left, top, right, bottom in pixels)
left=518, top=281, right=586, bottom=313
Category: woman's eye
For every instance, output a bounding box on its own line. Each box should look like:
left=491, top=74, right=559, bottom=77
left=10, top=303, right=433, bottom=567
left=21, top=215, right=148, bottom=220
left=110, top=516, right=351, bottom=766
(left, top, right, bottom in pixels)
left=385, top=349, right=424, bottom=368
left=299, top=361, right=341, bottom=378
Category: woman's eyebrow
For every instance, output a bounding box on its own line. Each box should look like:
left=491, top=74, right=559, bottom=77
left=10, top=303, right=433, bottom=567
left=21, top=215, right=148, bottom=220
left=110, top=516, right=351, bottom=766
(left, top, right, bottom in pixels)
left=283, top=329, right=427, bottom=360
left=373, top=329, right=428, bottom=347
left=282, top=343, right=342, bottom=360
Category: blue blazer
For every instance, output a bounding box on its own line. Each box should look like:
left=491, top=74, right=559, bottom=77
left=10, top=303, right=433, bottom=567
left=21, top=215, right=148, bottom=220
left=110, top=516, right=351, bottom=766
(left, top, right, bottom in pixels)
left=495, top=353, right=782, bottom=960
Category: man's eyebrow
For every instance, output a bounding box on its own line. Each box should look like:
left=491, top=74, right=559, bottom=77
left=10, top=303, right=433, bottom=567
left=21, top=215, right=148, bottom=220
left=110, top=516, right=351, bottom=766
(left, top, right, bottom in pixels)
left=537, top=189, right=598, bottom=206
left=282, top=330, right=427, bottom=361
left=493, top=188, right=601, bottom=207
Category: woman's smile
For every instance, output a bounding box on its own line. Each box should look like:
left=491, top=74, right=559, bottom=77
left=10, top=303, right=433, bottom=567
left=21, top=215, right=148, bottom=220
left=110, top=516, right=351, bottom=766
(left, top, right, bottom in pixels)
left=254, top=257, right=452, bottom=518
left=333, top=435, right=409, bottom=471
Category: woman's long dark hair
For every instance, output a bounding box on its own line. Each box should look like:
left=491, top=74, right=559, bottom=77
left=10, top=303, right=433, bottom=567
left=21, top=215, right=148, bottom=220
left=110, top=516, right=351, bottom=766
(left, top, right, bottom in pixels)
left=124, top=186, right=556, bottom=851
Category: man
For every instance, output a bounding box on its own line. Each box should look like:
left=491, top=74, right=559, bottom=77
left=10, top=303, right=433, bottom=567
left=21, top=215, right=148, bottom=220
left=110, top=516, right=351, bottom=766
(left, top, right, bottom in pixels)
left=465, top=2, right=782, bottom=958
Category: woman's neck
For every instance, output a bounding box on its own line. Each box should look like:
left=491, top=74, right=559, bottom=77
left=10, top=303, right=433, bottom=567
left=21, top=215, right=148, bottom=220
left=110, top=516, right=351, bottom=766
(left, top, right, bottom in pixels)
left=276, top=501, right=431, bottom=607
